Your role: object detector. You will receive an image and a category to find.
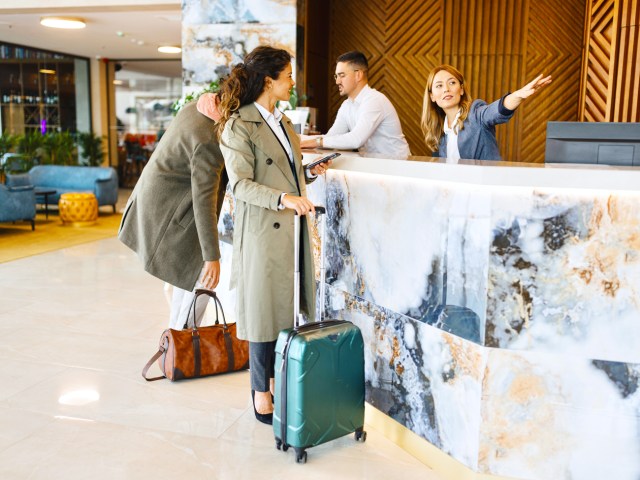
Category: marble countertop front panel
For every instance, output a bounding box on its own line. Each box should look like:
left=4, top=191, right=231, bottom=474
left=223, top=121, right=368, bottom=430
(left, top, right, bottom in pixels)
left=297, top=153, right=640, bottom=479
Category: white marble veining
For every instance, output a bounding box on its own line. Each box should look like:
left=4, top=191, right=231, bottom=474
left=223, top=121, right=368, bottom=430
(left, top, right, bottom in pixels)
left=299, top=154, right=640, bottom=480
left=481, top=350, right=640, bottom=480
left=181, top=0, right=296, bottom=92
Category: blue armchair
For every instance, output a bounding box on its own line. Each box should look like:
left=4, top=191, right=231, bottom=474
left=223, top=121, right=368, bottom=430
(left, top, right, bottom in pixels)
left=0, top=183, right=36, bottom=230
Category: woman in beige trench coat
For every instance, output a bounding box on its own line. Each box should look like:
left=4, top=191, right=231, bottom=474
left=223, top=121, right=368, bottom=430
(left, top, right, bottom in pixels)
left=218, top=46, right=330, bottom=424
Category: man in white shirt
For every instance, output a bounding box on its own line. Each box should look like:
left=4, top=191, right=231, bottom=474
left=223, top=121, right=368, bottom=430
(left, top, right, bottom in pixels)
left=300, top=51, right=411, bottom=158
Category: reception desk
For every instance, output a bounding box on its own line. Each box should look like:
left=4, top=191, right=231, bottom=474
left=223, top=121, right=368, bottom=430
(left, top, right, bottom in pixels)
left=218, top=154, right=640, bottom=480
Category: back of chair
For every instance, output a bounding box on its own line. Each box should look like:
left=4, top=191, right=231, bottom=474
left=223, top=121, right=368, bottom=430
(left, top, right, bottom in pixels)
left=5, top=173, right=32, bottom=188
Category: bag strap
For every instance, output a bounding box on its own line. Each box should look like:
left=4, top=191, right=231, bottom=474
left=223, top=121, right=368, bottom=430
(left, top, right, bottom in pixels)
left=192, top=331, right=201, bottom=377
left=142, top=346, right=166, bottom=381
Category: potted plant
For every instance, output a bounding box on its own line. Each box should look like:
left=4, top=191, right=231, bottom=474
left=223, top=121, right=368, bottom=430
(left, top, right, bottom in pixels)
left=77, top=132, right=106, bottom=166
left=43, top=131, right=77, bottom=165
left=16, top=131, right=46, bottom=171
left=0, top=131, right=17, bottom=183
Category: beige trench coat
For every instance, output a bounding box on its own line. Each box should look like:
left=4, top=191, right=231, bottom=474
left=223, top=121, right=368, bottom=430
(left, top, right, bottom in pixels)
left=220, top=103, right=316, bottom=342
left=118, top=101, right=227, bottom=291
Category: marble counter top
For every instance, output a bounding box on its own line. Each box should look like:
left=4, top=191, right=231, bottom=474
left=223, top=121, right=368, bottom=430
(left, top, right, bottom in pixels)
left=300, top=152, right=640, bottom=480
left=303, top=150, right=640, bottom=191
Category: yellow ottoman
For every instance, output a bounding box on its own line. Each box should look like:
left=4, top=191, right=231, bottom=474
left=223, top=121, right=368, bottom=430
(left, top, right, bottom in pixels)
left=59, top=193, right=98, bottom=227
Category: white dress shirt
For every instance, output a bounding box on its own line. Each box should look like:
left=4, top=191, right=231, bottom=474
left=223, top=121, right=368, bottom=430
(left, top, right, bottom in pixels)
left=443, top=110, right=461, bottom=163
left=323, top=85, right=411, bottom=158
left=254, top=102, right=307, bottom=209
left=254, top=102, right=293, bottom=163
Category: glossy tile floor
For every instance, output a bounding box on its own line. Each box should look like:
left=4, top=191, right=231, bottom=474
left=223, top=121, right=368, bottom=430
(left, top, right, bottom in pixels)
left=0, top=236, right=444, bottom=479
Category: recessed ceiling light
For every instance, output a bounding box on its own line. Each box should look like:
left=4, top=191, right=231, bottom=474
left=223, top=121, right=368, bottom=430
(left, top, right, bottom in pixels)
left=39, top=69, right=56, bottom=75
left=113, top=79, right=124, bottom=85
left=40, top=17, right=86, bottom=29
left=158, top=45, right=181, bottom=54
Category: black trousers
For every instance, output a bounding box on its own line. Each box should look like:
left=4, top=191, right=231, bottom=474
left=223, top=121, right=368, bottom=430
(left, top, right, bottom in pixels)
left=249, top=340, right=277, bottom=392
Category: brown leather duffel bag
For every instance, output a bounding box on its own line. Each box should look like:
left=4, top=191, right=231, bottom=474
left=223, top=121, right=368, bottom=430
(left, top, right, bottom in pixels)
left=142, top=289, right=249, bottom=381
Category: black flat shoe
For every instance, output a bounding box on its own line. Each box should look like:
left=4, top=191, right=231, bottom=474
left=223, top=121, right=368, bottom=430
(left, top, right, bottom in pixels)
left=251, top=390, right=273, bottom=425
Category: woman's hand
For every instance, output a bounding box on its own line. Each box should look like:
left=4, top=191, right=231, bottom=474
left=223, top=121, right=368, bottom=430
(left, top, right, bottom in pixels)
left=200, top=260, right=220, bottom=290
left=309, top=159, right=332, bottom=176
left=281, top=194, right=315, bottom=215
left=515, top=74, right=553, bottom=100
left=504, top=74, right=552, bottom=110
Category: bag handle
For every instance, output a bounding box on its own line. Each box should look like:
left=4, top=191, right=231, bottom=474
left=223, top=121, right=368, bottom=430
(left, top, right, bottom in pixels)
left=190, top=289, right=236, bottom=375
left=293, top=207, right=325, bottom=328
left=184, top=289, right=228, bottom=330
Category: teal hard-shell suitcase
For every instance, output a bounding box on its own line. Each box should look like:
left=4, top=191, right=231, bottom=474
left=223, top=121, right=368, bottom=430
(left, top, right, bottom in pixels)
left=272, top=207, right=366, bottom=464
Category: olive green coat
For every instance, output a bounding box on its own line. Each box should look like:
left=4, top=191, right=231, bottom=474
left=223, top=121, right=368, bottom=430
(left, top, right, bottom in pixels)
left=220, top=103, right=316, bottom=342
left=118, top=101, right=227, bottom=291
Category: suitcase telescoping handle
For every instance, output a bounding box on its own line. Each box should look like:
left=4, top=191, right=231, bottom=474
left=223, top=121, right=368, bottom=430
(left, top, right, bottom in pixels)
left=294, top=206, right=326, bottom=328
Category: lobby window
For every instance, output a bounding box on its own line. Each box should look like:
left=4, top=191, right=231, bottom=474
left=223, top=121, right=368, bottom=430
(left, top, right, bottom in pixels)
left=0, top=42, right=91, bottom=134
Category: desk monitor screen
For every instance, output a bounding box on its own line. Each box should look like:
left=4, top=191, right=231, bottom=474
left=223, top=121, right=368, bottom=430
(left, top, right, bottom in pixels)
left=545, top=121, right=640, bottom=166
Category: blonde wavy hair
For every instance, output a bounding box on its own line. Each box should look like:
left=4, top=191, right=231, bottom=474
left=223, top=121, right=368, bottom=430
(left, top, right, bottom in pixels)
left=421, top=65, right=472, bottom=153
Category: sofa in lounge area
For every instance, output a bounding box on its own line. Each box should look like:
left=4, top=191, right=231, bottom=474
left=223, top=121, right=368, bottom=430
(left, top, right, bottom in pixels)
left=7, top=165, right=118, bottom=213
left=0, top=182, right=36, bottom=230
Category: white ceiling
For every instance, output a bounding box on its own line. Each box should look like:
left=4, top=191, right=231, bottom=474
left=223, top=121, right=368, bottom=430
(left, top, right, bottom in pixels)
left=0, top=6, right=182, bottom=66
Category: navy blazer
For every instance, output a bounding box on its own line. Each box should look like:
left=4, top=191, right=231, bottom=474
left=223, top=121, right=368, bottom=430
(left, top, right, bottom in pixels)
left=435, top=96, right=514, bottom=161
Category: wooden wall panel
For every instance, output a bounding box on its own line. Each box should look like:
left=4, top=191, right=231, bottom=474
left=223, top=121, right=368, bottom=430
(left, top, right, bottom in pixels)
left=442, top=0, right=527, bottom=161
left=580, top=0, right=640, bottom=122
left=580, top=0, right=617, bottom=121
left=521, top=0, right=585, bottom=162
left=322, top=0, right=585, bottom=161
left=384, top=0, right=442, bottom=156
left=613, top=0, right=640, bottom=121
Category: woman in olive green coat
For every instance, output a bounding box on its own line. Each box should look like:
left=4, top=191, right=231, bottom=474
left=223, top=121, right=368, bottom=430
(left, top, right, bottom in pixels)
left=218, top=46, right=329, bottom=424
left=118, top=100, right=227, bottom=327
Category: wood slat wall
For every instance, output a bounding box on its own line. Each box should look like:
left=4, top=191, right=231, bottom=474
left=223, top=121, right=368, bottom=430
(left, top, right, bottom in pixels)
left=581, top=0, right=640, bottom=122
left=321, top=0, right=585, bottom=161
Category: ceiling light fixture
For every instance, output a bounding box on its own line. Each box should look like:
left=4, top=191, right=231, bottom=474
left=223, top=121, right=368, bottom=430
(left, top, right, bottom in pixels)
left=113, top=79, right=124, bottom=85
left=39, top=69, right=56, bottom=75
left=40, top=17, right=86, bottom=29
left=158, top=45, right=181, bottom=54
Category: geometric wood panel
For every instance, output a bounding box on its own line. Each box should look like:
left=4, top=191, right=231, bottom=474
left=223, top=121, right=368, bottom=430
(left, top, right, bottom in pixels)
left=613, top=0, right=640, bottom=122
left=320, top=0, right=585, bottom=162
left=580, top=0, right=640, bottom=123
left=385, top=0, right=442, bottom=157
left=580, top=0, right=617, bottom=122
left=442, top=0, right=528, bottom=161
left=522, top=0, right=585, bottom=162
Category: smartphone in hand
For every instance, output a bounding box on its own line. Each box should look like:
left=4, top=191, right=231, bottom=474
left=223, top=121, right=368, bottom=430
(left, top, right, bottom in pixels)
left=305, top=152, right=341, bottom=170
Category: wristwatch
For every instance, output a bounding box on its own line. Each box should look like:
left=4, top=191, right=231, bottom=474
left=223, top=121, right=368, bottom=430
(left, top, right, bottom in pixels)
left=315, top=136, right=323, bottom=147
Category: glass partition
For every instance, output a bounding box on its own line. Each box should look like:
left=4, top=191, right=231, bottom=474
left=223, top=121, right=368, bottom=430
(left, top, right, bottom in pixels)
left=0, top=42, right=91, bottom=134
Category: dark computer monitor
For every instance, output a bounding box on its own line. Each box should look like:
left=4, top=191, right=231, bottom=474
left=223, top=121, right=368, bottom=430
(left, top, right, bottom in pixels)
left=545, top=121, right=640, bottom=166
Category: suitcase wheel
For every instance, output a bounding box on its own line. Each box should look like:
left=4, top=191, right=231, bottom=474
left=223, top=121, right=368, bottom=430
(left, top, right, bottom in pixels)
left=355, top=429, right=367, bottom=442
left=275, top=438, right=289, bottom=452
left=294, top=448, right=307, bottom=464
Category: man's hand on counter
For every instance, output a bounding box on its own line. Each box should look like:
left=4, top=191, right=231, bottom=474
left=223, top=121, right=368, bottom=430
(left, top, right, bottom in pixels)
left=300, top=134, right=323, bottom=149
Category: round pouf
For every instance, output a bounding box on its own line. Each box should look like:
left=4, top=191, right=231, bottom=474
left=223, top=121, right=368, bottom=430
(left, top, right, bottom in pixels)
left=59, top=193, right=98, bottom=227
